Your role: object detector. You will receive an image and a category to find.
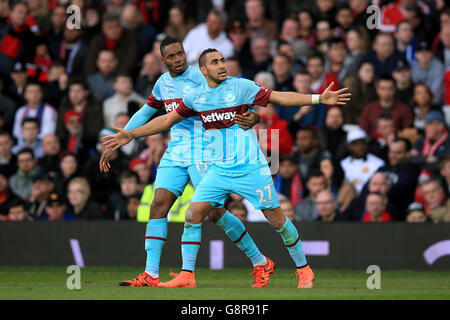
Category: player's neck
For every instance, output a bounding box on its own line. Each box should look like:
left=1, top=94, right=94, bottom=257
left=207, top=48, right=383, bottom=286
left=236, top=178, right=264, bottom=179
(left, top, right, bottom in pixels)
left=206, top=77, right=224, bottom=88
left=169, top=66, right=188, bottom=78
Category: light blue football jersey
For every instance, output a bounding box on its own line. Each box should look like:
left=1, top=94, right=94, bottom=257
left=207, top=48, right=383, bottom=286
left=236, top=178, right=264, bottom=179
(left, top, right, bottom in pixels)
left=176, top=77, right=273, bottom=177
left=146, top=66, right=210, bottom=166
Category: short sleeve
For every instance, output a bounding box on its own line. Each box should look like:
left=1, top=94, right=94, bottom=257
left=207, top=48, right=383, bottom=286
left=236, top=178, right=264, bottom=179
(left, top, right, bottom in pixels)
left=238, top=78, right=272, bottom=107
left=175, top=95, right=198, bottom=118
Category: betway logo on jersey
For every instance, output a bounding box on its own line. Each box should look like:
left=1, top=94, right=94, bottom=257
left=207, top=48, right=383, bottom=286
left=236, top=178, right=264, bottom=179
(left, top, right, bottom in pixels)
left=199, top=105, right=249, bottom=130
left=162, top=98, right=183, bottom=112
left=201, top=111, right=236, bottom=123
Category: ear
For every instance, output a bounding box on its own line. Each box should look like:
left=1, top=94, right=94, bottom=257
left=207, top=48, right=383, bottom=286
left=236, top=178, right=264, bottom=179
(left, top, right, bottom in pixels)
left=200, top=65, right=207, bottom=76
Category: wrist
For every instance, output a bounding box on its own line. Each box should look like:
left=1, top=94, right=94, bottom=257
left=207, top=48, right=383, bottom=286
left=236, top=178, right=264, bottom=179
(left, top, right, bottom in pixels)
left=130, top=130, right=136, bottom=140
left=312, top=94, right=321, bottom=105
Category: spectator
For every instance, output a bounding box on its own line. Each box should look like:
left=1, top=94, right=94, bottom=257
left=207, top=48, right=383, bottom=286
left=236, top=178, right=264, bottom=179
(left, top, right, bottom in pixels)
left=183, top=9, right=233, bottom=66
left=394, top=20, right=416, bottom=64
left=27, top=172, right=55, bottom=220
left=368, top=114, right=397, bottom=162
left=244, top=0, right=278, bottom=41
left=42, top=191, right=74, bottom=221
left=47, top=5, right=66, bottom=58
left=279, top=16, right=310, bottom=57
left=87, top=50, right=118, bottom=101
left=125, top=192, right=141, bottom=220
left=378, top=138, right=420, bottom=220
left=58, top=77, right=104, bottom=144
left=114, top=113, right=142, bottom=157
left=405, top=202, right=429, bottom=223
left=102, top=74, right=146, bottom=128
left=340, top=128, right=385, bottom=194
left=60, top=110, right=94, bottom=164
left=344, top=26, right=371, bottom=75
left=227, top=200, right=248, bottom=222
left=129, top=156, right=152, bottom=191
left=410, top=83, right=442, bottom=134
left=379, top=0, right=430, bottom=34
left=225, top=57, right=242, bottom=78
left=12, top=82, right=57, bottom=144
left=435, top=23, right=450, bottom=68
left=256, top=103, right=293, bottom=156
left=27, top=40, right=54, bottom=83
left=294, top=169, right=326, bottom=221
left=84, top=12, right=139, bottom=76
left=227, top=20, right=252, bottom=71
left=277, top=40, right=306, bottom=74
left=361, top=192, right=392, bottom=222
left=342, top=61, right=377, bottom=125
left=439, top=154, right=450, bottom=196
left=11, top=117, right=44, bottom=159
left=51, top=25, right=87, bottom=77
left=83, top=128, right=130, bottom=204
left=0, top=80, right=17, bottom=132
left=0, top=2, right=36, bottom=77
left=106, top=169, right=141, bottom=220
left=135, top=52, right=163, bottom=98
left=317, top=106, right=348, bottom=161
left=315, top=189, right=346, bottom=222
left=315, top=20, right=332, bottom=55
left=361, top=32, right=406, bottom=78
left=164, top=3, right=196, bottom=42
left=360, top=75, right=414, bottom=138
left=272, top=53, right=294, bottom=93
left=9, top=148, right=42, bottom=200
left=121, top=4, right=156, bottom=60
left=5, top=61, right=28, bottom=107
left=334, top=4, right=354, bottom=39
left=53, top=151, right=79, bottom=202
left=0, top=171, right=19, bottom=217
left=319, top=156, right=356, bottom=213
left=411, top=40, right=444, bottom=105
left=137, top=133, right=166, bottom=184
left=280, top=198, right=297, bottom=222
left=0, top=131, right=17, bottom=178
left=5, top=198, right=29, bottom=221
left=420, top=178, right=450, bottom=222
left=292, top=127, right=331, bottom=181
left=37, top=133, right=61, bottom=178
left=324, top=37, right=351, bottom=84
left=392, top=59, right=414, bottom=106
left=297, top=10, right=316, bottom=48
left=42, top=61, right=68, bottom=109
left=307, top=52, right=339, bottom=95
left=66, top=176, right=103, bottom=220
left=243, top=36, right=272, bottom=80
left=312, top=0, right=337, bottom=26
left=410, top=110, right=450, bottom=177
left=273, top=154, right=304, bottom=207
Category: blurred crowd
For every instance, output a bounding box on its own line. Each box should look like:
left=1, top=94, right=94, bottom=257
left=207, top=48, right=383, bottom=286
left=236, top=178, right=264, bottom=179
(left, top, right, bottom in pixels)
left=0, top=0, right=449, bottom=223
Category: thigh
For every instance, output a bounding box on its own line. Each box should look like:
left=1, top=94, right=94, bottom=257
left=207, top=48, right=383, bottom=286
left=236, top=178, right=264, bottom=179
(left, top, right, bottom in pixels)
left=154, top=165, right=190, bottom=197
left=235, top=172, right=281, bottom=210
left=187, top=162, right=210, bottom=188
left=191, top=170, right=230, bottom=208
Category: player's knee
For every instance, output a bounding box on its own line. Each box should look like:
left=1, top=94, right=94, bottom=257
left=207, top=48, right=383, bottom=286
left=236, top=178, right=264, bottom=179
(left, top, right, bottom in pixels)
left=149, top=198, right=171, bottom=219
left=207, top=207, right=226, bottom=223
left=263, top=207, right=285, bottom=229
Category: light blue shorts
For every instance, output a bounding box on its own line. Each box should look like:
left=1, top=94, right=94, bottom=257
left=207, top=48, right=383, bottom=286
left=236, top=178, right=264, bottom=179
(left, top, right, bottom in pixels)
left=191, top=169, right=281, bottom=210
left=154, top=161, right=210, bottom=197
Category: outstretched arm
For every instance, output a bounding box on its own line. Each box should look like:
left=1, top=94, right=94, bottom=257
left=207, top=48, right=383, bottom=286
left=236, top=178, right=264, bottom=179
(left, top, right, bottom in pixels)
left=269, top=82, right=351, bottom=107
left=102, top=111, right=186, bottom=151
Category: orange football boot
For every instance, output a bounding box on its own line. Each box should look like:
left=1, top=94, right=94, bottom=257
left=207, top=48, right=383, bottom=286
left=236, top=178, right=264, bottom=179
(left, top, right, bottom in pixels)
left=296, top=265, right=315, bottom=288
left=119, top=272, right=160, bottom=287
left=251, top=258, right=275, bottom=288
left=157, top=271, right=196, bottom=288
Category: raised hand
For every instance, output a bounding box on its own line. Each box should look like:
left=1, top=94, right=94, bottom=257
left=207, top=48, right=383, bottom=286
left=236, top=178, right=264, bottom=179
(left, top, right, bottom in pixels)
left=101, top=126, right=134, bottom=151
left=320, top=82, right=352, bottom=106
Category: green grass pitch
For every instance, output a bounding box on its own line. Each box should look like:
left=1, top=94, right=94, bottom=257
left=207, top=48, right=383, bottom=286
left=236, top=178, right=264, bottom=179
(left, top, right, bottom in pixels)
left=0, top=266, right=449, bottom=300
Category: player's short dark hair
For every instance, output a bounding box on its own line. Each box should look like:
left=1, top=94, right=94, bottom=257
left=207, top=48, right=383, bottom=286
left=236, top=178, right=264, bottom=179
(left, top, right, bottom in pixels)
left=199, top=48, right=219, bottom=67
left=160, top=36, right=182, bottom=56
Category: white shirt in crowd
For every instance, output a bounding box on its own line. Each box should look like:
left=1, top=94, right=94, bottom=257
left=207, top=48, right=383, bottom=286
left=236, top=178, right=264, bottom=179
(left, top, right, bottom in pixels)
left=340, top=153, right=385, bottom=194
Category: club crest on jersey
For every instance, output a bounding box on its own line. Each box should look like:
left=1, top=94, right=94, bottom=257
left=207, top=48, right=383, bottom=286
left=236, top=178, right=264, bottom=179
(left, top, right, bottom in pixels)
left=224, top=93, right=236, bottom=106
left=183, top=85, right=193, bottom=95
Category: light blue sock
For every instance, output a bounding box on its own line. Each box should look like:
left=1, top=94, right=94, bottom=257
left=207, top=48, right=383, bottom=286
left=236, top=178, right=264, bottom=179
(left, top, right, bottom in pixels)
left=181, top=222, right=202, bottom=272
left=216, top=211, right=266, bottom=266
left=144, top=217, right=168, bottom=277
left=277, top=219, right=308, bottom=268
